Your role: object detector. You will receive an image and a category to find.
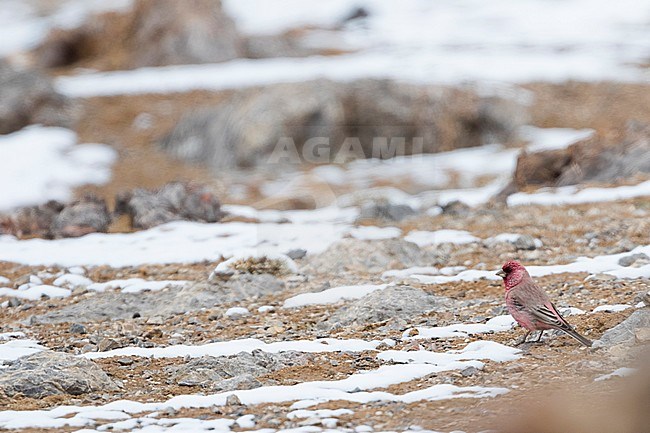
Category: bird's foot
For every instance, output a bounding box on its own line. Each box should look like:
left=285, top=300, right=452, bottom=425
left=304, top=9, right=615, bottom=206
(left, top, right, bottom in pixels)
left=514, top=331, right=531, bottom=346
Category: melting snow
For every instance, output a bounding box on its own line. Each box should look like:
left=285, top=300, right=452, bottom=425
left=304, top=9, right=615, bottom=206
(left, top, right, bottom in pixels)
left=0, top=339, right=46, bottom=361
left=519, top=126, right=595, bottom=152
left=592, top=304, right=633, bottom=313
left=405, top=230, right=480, bottom=247
left=0, top=285, right=71, bottom=300
left=508, top=181, right=650, bottom=207
left=82, top=338, right=383, bottom=360
left=403, top=245, right=650, bottom=285
left=54, top=0, right=650, bottom=98
left=594, top=367, right=638, bottom=382
left=0, top=339, right=517, bottom=429
left=283, top=284, right=389, bottom=308
left=86, top=278, right=188, bottom=293
left=224, top=307, right=251, bottom=317
left=0, top=220, right=349, bottom=267
left=405, top=315, right=517, bottom=340
left=0, top=127, right=116, bottom=212
left=348, top=226, right=402, bottom=240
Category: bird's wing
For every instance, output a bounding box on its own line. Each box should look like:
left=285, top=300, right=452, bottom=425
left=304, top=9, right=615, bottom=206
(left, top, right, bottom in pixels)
left=530, top=301, right=593, bottom=346
left=509, top=294, right=526, bottom=311
left=529, top=301, right=573, bottom=331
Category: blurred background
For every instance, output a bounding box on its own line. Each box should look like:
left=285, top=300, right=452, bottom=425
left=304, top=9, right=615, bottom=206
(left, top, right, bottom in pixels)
left=0, top=0, right=649, bottom=236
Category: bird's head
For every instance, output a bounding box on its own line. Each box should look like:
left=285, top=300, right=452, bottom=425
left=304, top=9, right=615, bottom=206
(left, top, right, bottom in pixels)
left=496, top=260, right=527, bottom=290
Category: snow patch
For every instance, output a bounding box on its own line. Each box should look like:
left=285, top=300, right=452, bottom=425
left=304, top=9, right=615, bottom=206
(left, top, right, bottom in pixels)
left=0, top=285, right=70, bottom=300
left=508, top=181, right=650, bottom=207
left=87, top=278, right=187, bottom=294
left=592, top=304, right=632, bottom=313
left=0, top=220, right=349, bottom=267
left=404, top=315, right=517, bottom=340
left=82, top=338, right=382, bottom=359
left=283, top=284, right=389, bottom=308
left=0, top=127, right=116, bottom=212
left=595, top=367, right=637, bottom=382
left=225, top=307, right=250, bottom=317
left=405, top=230, right=480, bottom=247
left=348, top=226, right=402, bottom=240
left=0, top=339, right=46, bottom=361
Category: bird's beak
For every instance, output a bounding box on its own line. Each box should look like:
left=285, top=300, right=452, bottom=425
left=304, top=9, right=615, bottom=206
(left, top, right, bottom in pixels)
left=496, top=270, right=506, bottom=278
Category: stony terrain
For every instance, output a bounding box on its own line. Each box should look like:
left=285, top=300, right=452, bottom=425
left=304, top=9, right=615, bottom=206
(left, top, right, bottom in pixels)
left=0, top=197, right=649, bottom=432
left=0, top=1, right=649, bottom=433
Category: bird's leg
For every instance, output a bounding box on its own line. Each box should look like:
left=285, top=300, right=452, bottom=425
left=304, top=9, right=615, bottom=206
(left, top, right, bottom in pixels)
left=534, top=330, right=544, bottom=343
left=515, top=331, right=531, bottom=346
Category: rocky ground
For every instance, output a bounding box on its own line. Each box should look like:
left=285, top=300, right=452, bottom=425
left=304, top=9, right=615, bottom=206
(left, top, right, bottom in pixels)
left=0, top=1, right=649, bottom=433
left=0, top=196, right=649, bottom=432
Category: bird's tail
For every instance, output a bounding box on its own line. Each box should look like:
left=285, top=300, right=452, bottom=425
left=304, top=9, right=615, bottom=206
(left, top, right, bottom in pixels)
left=562, top=327, right=592, bottom=347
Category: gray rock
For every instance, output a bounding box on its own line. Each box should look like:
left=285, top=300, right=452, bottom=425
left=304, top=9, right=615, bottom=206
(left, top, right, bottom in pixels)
left=286, top=249, right=307, bottom=260
left=0, top=351, right=117, bottom=398
left=595, top=309, right=650, bottom=348
left=357, top=202, right=416, bottom=222
left=513, top=234, right=539, bottom=251
left=165, top=350, right=311, bottom=392
left=160, top=80, right=345, bottom=170
left=320, top=285, right=455, bottom=330
left=115, top=182, right=222, bottom=230
left=618, top=253, right=650, bottom=267
left=0, top=201, right=64, bottom=239
left=461, top=366, right=480, bottom=377
left=0, top=61, right=69, bottom=134
left=2, top=195, right=110, bottom=239
left=225, top=394, right=242, bottom=406
left=69, top=323, right=87, bottom=334
left=305, top=238, right=444, bottom=275
left=129, top=0, right=242, bottom=67
left=51, top=195, right=111, bottom=238
left=441, top=200, right=472, bottom=217
left=37, top=0, right=243, bottom=69
left=32, top=274, right=285, bottom=324
left=510, top=120, right=650, bottom=191
left=160, top=79, right=525, bottom=171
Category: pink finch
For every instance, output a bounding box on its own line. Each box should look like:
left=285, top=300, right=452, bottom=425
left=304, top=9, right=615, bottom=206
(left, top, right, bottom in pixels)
left=497, top=260, right=592, bottom=347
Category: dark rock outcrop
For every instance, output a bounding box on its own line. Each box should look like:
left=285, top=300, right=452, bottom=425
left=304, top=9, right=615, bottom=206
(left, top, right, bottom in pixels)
left=166, top=350, right=311, bottom=392
left=32, top=274, right=284, bottom=324
left=320, top=285, right=456, bottom=330
left=0, top=351, right=117, bottom=398
left=115, top=182, right=223, bottom=230
left=511, top=121, right=650, bottom=191
left=304, top=238, right=445, bottom=274
left=0, top=61, right=69, bottom=134
left=1, top=195, right=110, bottom=239
left=160, top=79, right=526, bottom=171
left=36, top=0, right=243, bottom=69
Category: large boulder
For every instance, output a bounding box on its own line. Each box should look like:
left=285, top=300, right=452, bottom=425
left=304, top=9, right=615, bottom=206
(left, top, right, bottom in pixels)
left=32, top=274, right=285, bottom=324
left=0, top=61, right=69, bottom=134
left=51, top=195, right=112, bottom=238
left=36, top=0, right=243, bottom=69
left=165, top=350, right=311, bottom=392
left=0, top=351, right=117, bottom=398
left=320, top=285, right=455, bottom=330
left=595, top=309, right=650, bottom=348
left=128, top=0, right=242, bottom=67
left=304, top=238, right=445, bottom=275
left=1, top=195, right=110, bottom=239
left=115, top=182, right=223, bottom=230
left=161, top=80, right=346, bottom=169
left=511, top=121, right=650, bottom=190
left=160, top=79, right=526, bottom=171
